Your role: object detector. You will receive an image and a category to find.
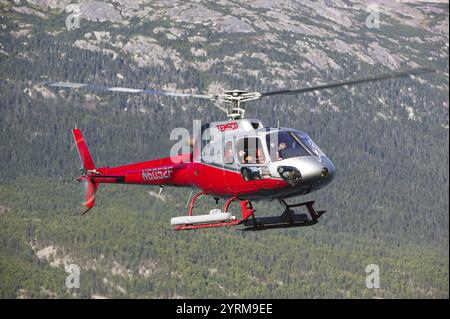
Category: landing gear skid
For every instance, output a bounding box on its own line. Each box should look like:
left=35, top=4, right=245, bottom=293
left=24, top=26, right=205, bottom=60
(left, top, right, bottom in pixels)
left=241, top=200, right=326, bottom=231
left=172, top=192, right=326, bottom=231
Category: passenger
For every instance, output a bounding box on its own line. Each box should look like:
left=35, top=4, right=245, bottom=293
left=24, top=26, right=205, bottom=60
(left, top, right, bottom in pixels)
left=245, top=155, right=256, bottom=164
left=256, top=147, right=265, bottom=163
left=225, top=143, right=234, bottom=163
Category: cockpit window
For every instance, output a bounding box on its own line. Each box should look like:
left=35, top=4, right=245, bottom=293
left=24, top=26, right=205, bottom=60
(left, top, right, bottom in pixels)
left=236, top=137, right=266, bottom=164
left=266, top=131, right=311, bottom=161
left=293, top=132, right=324, bottom=157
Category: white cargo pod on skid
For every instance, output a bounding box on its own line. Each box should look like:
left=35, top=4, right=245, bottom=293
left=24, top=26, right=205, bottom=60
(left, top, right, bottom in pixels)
left=170, top=209, right=234, bottom=226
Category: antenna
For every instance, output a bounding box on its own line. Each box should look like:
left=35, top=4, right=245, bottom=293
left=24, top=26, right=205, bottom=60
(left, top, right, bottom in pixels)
left=158, top=185, right=164, bottom=200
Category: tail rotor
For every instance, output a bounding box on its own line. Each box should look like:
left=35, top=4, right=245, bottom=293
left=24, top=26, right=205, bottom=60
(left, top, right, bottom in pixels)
left=72, top=128, right=99, bottom=214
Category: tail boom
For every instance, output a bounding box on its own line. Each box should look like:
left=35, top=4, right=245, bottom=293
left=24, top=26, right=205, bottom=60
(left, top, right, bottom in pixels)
left=71, top=128, right=193, bottom=213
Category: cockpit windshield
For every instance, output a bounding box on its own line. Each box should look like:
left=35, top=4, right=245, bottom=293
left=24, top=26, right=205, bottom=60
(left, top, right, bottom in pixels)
left=293, top=132, right=324, bottom=157
left=265, top=131, right=324, bottom=161
left=266, top=131, right=310, bottom=161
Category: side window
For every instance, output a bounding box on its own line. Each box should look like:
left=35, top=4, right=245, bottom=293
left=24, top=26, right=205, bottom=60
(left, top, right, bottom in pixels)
left=201, top=141, right=223, bottom=165
left=224, top=141, right=234, bottom=164
left=236, top=137, right=266, bottom=165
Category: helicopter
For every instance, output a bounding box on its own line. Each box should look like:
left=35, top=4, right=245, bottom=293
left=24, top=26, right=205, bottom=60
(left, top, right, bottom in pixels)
left=43, top=67, right=433, bottom=231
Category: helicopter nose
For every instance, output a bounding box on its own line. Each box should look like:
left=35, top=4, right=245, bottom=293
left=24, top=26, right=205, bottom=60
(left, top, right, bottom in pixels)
left=277, top=157, right=335, bottom=188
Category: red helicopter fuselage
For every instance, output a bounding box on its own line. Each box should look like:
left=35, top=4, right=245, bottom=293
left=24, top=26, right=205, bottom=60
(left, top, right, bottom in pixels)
left=73, top=118, right=335, bottom=230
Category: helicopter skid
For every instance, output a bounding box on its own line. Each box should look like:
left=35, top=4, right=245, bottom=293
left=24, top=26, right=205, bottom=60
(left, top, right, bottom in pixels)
left=173, top=192, right=325, bottom=231
left=241, top=200, right=326, bottom=231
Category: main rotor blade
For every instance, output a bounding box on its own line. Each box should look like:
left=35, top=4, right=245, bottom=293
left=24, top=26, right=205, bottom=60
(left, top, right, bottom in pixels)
left=40, top=81, right=214, bottom=100
left=260, top=68, right=435, bottom=98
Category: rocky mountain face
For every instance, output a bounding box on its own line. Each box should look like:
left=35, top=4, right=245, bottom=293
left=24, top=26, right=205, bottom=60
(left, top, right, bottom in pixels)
left=1, top=0, right=448, bottom=126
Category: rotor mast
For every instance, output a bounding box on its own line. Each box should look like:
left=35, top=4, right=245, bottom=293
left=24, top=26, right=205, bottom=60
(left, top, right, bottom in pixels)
left=213, top=90, right=261, bottom=120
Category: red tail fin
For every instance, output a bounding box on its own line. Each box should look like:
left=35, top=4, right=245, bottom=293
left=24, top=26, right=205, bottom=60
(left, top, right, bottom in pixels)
left=72, top=128, right=95, bottom=170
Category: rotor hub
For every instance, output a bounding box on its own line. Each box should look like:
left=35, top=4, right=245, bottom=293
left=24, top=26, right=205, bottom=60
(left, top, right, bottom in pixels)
left=211, top=90, right=261, bottom=119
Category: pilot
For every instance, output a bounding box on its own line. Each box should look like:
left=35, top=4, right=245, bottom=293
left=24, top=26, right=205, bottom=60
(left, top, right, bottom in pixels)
left=277, top=143, right=287, bottom=160
left=238, top=150, right=246, bottom=164
left=269, top=142, right=278, bottom=162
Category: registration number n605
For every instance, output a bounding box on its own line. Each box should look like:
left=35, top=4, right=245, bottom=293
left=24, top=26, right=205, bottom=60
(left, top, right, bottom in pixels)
left=142, top=167, right=173, bottom=181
